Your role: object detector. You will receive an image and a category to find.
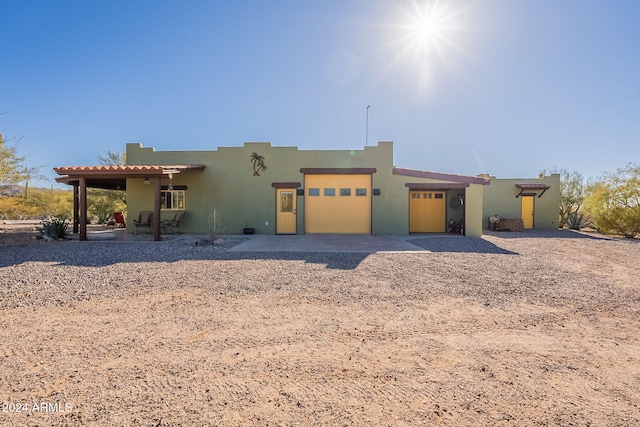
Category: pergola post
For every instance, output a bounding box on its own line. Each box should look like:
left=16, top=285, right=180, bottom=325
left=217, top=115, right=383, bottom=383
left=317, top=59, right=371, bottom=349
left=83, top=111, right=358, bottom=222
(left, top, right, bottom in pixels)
left=73, top=183, right=79, bottom=234
left=153, top=176, right=162, bottom=241
left=79, top=177, right=87, bottom=241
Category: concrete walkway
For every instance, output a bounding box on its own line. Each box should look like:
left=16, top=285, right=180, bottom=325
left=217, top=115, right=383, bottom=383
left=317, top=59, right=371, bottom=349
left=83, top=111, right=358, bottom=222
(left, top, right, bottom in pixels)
left=226, top=234, right=432, bottom=253
left=72, top=227, right=458, bottom=253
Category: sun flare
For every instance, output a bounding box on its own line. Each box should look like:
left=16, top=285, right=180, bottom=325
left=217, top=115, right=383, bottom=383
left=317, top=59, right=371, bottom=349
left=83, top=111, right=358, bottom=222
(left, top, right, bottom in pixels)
left=383, top=0, right=469, bottom=93
left=406, top=1, right=450, bottom=55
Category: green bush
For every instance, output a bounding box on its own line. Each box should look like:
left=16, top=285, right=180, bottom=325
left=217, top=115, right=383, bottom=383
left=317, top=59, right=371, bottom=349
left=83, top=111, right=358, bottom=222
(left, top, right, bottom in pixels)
left=19, top=188, right=73, bottom=219
left=584, top=164, right=640, bottom=238
left=593, top=206, right=640, bottom=238
left=542, top=168, right=591, bottom=230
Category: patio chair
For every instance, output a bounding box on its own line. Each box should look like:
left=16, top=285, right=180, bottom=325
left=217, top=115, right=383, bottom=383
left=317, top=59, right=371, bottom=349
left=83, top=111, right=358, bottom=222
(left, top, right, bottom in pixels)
left=162, top=211, right=184, bottom=234
left=108, top=212, right=126, bottom=229
left=133, top=211, right=153, bottom=234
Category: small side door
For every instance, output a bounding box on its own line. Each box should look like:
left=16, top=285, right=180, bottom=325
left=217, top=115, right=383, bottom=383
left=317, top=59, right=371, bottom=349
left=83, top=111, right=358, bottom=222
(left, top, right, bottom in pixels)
left=276, top=188, right=297, bottom=234
left=521, top=195, right=534, bottom=229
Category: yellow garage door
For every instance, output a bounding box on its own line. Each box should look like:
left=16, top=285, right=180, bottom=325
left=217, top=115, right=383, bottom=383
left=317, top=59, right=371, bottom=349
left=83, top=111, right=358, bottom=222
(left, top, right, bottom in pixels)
left=409, top=191, right=446, bottom=232
left=305, top=174, right=371, bottom=233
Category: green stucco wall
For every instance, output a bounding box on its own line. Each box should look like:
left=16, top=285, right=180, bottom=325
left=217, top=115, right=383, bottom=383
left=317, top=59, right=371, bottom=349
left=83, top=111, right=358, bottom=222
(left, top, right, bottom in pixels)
left=482, top=174, right=560, bottom=229
left=124, top=141, right=507, bottom=237
left=127, top=142, right=399, bottom=235
left=378, top=172, right=486, bottom=237
left=464, top=183, right=484, bottom=237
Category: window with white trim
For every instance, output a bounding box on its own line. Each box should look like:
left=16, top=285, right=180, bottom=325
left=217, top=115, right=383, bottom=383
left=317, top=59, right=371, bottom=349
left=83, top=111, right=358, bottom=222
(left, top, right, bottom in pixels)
left=161, top=190, right=185, bottom=210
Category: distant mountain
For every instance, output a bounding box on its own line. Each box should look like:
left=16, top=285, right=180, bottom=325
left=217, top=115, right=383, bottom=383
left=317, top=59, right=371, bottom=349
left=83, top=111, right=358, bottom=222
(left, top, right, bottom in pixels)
left=0, top=185, right=23, bottom=197
left=0, top=185, right=71, bottom=197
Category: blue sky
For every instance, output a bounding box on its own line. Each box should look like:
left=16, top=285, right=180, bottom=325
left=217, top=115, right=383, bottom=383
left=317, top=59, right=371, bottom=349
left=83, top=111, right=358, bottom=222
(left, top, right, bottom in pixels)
left=2, top=0, right=639, bottom=188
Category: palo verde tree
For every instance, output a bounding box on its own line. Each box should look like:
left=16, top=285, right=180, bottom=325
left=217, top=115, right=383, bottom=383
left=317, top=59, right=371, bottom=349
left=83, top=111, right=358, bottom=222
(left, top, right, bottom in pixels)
left=541, top=168, right=591, bottom=230
left=584, top=163, right=640, bottom=238
left=98, top=150, right=126, bottom=166
left=19, top=188, right=74, bottom=219
left=0, top=132, right=39, bottom=196
left=87, top=149, right=127, bottom=223
left=88, top=188, right=126, bottom=224
left=97, top=149, right=126, bottom=204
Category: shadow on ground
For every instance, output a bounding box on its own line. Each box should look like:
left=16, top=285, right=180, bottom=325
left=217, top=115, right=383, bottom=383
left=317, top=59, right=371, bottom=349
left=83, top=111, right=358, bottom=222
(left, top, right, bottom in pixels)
left=484, top=229, right=615, bottom=240
left=226, top=251, right=369, bottom=270
left=408, top=237, right=518, bottom=255
left=0, top=240, right=371, bottom=270
left=0, top=238, right=516, bottom=270
left=2, top=229, right=626, bottom=271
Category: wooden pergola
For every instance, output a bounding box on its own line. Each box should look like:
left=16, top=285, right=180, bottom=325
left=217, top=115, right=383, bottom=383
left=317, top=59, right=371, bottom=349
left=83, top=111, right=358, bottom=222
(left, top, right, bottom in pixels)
left=54, top=164, right=205, bottom=241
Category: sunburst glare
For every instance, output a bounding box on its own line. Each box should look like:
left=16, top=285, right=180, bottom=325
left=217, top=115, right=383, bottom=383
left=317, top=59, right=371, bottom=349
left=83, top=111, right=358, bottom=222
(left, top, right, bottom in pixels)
left=380, top=0, right=472, bottom=94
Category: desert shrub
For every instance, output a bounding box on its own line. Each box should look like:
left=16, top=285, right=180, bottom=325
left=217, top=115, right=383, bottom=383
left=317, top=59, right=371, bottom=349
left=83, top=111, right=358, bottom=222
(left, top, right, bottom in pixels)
left=542, top=168, right=591, bottom=230
left=564, top=209, right=591, bottom=230
left=584, top=164, right=640, bottom=238
left=37, top=216, right=69, bottom=240
left=20, top=188, right=73, bottom=219
left=0, top=195, right=39, bottom=219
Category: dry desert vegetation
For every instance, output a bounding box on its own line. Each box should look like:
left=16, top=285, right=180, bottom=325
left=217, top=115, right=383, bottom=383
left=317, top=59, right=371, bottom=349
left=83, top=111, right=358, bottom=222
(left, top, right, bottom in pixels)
left=0, top=225, right=639, bottom=426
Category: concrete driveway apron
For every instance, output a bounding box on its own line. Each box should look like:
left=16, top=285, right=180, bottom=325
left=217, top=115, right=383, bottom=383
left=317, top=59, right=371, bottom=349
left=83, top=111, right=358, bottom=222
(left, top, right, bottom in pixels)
left=227, top=234, right=430, bottom=253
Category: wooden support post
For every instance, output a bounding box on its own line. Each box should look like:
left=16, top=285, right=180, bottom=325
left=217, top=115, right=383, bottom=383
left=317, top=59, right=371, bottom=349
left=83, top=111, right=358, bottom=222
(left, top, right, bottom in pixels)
left=79, top=177, right=87, bottom=241
left=153, top=176, right=162, bottom=241
left=73, top=183, right=79, bottom=234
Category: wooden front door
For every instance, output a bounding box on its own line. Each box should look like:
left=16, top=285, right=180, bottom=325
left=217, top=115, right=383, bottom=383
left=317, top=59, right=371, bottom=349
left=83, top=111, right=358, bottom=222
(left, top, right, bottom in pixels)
left=276, top=188, right=297, bottom=234
left=521, top=195, right=534, bottom=229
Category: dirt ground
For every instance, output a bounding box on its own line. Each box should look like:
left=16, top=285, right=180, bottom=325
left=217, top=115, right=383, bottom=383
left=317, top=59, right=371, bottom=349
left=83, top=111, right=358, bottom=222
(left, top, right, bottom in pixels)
left=0, top=225, right=639, bottom=426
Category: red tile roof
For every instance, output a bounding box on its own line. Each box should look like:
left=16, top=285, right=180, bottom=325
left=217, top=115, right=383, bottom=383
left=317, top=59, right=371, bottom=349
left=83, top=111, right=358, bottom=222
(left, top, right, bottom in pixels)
left=54, top=164, right=205, bottom=174
left=53, top=164, right=205, bottom=176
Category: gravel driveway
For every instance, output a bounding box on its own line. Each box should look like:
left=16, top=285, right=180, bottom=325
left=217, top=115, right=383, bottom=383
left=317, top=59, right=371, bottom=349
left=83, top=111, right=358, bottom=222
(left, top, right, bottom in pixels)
left=0, top=228, right=638, bottom=426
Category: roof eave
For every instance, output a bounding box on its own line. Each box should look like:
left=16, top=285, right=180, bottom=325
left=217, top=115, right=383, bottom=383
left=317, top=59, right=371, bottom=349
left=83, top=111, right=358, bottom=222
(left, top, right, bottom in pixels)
left=393, top=167, right=490, bottom=185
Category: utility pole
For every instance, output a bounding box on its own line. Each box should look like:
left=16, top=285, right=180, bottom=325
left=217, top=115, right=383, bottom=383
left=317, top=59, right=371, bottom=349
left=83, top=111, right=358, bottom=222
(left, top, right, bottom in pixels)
left=366, top=105, right=371, bottom=146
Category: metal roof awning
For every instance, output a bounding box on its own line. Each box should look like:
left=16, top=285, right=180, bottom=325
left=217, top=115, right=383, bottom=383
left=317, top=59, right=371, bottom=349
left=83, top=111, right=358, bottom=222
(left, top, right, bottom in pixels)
left=393, top=167, right=490, bottom=185
left=404, top=182, right=470, bottom=190
left=299, top=167, right=377, bottom=174
left=515, top=183, right=551, bottom=198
